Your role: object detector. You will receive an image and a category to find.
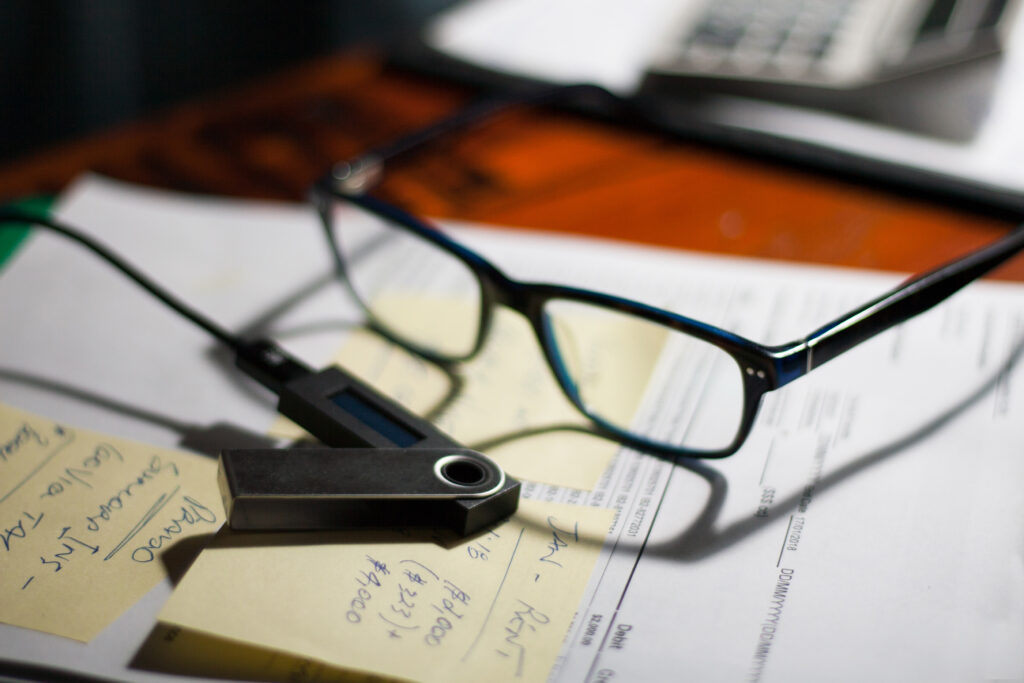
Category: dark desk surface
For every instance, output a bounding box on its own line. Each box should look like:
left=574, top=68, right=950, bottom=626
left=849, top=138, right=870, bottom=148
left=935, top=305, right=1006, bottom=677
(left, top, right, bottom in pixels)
left=1, top=53, right=1019, bottom=279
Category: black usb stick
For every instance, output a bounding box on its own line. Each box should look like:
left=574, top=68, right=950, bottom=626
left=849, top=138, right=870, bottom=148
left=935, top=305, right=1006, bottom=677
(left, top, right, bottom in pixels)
left=224, top=340, right=521, bottom=535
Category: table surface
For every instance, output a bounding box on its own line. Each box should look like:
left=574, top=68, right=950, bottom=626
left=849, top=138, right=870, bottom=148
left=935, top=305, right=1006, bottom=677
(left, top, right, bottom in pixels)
left=1, top=53, right=1019, bottom=280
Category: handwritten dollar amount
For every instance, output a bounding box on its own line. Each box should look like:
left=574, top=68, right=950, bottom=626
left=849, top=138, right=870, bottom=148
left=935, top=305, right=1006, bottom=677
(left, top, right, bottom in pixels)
left=337, top=514, right=585, bottom=679
left=344, top=554, right=472, bottom=647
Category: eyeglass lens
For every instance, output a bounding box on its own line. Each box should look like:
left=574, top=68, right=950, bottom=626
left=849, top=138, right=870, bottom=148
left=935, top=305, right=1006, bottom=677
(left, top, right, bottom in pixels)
left=327, top=200, right=483, bottom=360
left=325, top=197, right=748, bottom=453
left=542, top=299, right=746, bottom=451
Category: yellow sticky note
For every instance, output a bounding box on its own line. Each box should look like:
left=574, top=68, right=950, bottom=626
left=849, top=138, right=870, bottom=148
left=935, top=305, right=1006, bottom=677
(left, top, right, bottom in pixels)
left=0, top=403, right=223, bottom=641
left=134, top=625, right=362, bottom=682
left=159, top=500, right=613, bottom=683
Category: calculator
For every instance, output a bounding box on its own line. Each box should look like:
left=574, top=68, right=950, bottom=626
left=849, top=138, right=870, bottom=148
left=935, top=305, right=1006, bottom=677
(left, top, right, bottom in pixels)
left=648, top=0, right=1018, bottom=89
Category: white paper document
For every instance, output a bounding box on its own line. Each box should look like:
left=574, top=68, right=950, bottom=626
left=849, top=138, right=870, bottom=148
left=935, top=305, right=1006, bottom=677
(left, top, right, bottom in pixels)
left=1, top=176, right=1022, bottom=681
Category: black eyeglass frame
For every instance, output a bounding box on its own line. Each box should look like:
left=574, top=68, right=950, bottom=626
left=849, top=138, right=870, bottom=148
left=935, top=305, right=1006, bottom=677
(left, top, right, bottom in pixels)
left=311, top=85, right=1024, bottom=459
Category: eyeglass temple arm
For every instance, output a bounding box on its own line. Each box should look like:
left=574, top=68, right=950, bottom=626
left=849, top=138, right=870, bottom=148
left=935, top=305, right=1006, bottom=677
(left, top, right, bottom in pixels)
left=775, top=224, right=1024, bottom=385
left=329, top=84, right=624, bottom=195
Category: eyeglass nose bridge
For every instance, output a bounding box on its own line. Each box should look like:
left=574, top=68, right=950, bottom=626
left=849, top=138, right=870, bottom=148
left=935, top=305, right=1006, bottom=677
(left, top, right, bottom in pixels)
left=464, top=266, right=561, bottom=362
left=486, top=270, right=532, bottom=311
left=475, top=269, right=566, bottom=345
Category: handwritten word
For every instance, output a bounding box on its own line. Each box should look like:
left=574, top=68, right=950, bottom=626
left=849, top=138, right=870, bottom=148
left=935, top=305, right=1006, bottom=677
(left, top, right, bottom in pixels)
left=378, top=559, right=435, bottom=639
left=346, top=556, right=390, bottom=624
left=39, top=526, right=100, bottom=573
left=2, top=510, right=43, bottom=551
left=40, top=467, right=94, bottom=497
left=419, top=578, right=472, bottom=643
left=39, top=443, right=125, bottom=499
left=467, top=541, right=490, bottom=561
left=1, top=422, right=49, bottom=463
left=466, top=527, right=501, bottom=561
left=130, top=495, right=218, bottom=563
left=539, top=516, right=579, bottom=569
left=390, top=583, right=418, bottom=619
left=496, top=599, right=551, bottom=677
left=21, top=525, right=100, bottom=589
left=84, top=455, right=179, bottom=532
left=422, top=575, right=471, bottom=646
left=433, top=579, right=470, bottom=621
left=382, top=562, right=422, bottom=628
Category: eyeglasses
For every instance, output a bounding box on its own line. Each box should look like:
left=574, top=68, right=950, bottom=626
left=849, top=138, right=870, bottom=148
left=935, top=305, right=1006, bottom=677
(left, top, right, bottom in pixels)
left=310, top=84, right=1024, bottom=458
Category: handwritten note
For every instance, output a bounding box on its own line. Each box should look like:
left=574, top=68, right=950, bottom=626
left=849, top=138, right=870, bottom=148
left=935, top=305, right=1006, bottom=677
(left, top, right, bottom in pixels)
left=273, top=302, right=651, bottom=490
left=159, top=499, right=613, bottom=682
left=0, top=403, right=223, bottom=641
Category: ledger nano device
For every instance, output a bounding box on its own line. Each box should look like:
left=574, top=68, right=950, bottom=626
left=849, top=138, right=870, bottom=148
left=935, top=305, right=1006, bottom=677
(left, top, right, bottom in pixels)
left=226, top=344, right=521, bottom=535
